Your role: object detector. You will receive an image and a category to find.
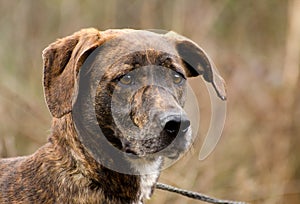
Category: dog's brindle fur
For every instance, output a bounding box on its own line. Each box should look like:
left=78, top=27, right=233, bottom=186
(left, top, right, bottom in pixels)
left=0, top=28, right=226, bottom=203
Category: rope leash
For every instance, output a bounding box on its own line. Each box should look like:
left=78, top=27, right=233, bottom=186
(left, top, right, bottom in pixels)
left=156, top=183, right=248, bottom=204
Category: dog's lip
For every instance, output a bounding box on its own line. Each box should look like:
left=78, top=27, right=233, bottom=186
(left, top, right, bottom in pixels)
left=165, top=151, right=180, bottom=159
left=158, top=142, right=187, bottom=159
left=125, top=148, right=138, bottom=155
left=124, top=147, right=147, bottom=159
left=124, top=146, right=184, bottom=160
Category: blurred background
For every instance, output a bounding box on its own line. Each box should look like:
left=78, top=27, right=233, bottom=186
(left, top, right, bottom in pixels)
left=0, top=0, right=299, bottom=203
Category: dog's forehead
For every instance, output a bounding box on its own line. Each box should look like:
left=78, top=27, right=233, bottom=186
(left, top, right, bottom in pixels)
left=120, top=30, right=174, bottom=49
left=86, top=30, right=182, bottom=78
left=98, top=30, right=178, bottom=60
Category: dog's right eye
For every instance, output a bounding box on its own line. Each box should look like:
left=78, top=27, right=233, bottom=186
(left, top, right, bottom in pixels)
left=119, top=74, right=133, bottom=85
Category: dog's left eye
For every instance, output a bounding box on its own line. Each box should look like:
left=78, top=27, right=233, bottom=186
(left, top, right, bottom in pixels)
left=119, top=74, right=133, bottom=85
left=172, top=73, right=184, bottom=85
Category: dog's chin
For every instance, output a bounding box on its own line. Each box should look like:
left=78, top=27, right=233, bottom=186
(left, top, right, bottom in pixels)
left=158, top=146, right=187, bottom=160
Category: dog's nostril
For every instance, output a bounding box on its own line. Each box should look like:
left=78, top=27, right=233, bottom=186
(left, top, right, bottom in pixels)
left=163, top=118, right=190, bottom=137
left=164, top=120, right=180, bottom=135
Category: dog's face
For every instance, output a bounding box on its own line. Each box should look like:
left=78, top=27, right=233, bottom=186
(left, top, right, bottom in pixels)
left=42, top=29, right=226, bottom=172
left=94, top=49, right=190, bottom=159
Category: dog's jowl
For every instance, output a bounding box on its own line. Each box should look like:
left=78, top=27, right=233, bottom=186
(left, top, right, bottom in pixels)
left=0, top=28, right=226, bottom=204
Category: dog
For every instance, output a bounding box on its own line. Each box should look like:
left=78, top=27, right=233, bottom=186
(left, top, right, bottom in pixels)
left=0, top=28, right=226, bottom=204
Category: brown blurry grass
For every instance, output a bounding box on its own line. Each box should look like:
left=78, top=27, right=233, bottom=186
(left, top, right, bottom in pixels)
left=0, top=0, right=299, bottom=203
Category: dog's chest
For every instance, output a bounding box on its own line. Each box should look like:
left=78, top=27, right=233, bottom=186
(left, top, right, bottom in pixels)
left=139, top=173, right=159, bottom=202
left=135, top=158, right=162, bottom=204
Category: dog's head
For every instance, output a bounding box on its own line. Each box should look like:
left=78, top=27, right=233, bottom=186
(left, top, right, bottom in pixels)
left=43, top=28, right=226, bottom=172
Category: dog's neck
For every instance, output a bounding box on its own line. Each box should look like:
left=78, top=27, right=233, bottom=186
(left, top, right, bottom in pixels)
left=48, top=114, right=161, bottom=203
left=136, top=160, right=162, bottom=202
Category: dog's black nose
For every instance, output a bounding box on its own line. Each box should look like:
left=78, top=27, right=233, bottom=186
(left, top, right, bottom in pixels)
left=162, top=116, right=190, bottom=138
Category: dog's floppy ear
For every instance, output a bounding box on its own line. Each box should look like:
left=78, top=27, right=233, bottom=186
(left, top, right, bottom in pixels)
left=177, top=40, right=226, bottom=100
left=167, top=32, right=226, bottom=100
left=43, top=28, right=104, bottom=118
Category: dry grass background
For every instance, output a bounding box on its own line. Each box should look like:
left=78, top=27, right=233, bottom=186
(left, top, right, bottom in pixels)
left=0, top=0, right=299, bottom=203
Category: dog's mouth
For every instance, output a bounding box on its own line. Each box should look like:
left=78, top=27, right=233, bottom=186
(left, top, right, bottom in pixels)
left=119, top=124, right=191, bottom=160
left=123, top=147, right=141, bottom=158
left=98, top=120, right=191, bottom=160
left=123, top=143, right=187, bottom=160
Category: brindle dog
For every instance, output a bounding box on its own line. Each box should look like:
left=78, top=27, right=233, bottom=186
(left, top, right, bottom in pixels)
left=0, top=28, right=226, bottom=204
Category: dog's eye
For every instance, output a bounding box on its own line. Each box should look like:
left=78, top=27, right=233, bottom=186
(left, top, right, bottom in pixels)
left=119, top=74, right=133, bottom=85
left=172, top=73, right=184, bottom=85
